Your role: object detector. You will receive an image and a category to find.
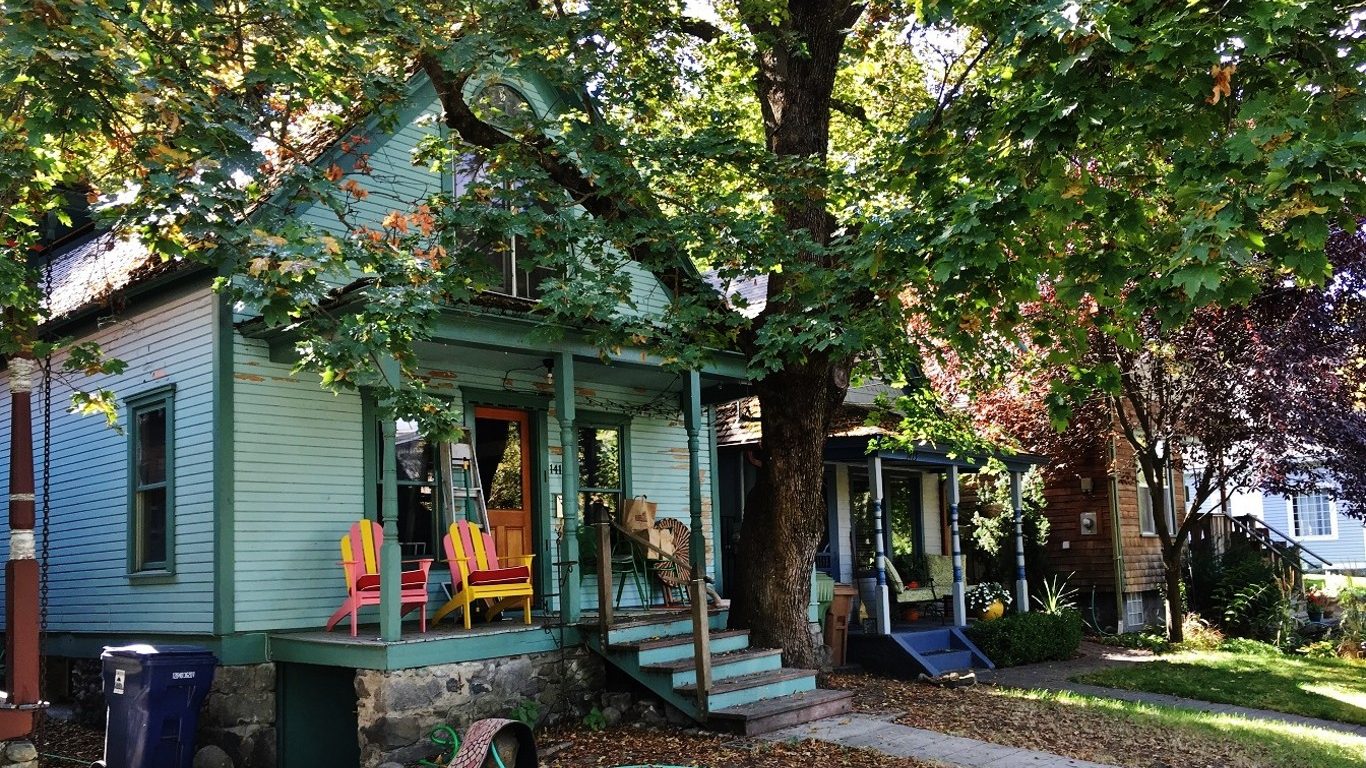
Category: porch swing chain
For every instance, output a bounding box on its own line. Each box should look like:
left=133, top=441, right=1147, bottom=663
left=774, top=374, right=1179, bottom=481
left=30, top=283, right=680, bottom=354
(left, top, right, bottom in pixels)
left=34, top=252, right=53, bottom=746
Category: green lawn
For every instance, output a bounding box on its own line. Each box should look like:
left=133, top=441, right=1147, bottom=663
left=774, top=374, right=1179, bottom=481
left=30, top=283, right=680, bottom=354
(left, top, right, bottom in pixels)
left=1004, top=688, right=1366, bottom=768
left=1076, top=649, right=1366, bottom=726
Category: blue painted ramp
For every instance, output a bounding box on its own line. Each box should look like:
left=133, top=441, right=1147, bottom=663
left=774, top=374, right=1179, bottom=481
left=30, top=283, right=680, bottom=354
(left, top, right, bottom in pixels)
left=848, top=628, right=993, bottom=678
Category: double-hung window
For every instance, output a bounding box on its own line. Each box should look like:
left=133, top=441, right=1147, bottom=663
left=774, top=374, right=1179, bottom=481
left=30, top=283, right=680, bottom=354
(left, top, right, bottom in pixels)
left=1137, top=463, right=1176, bottom=536
left=578, top=423, right=625, bottom=525
left=1291, top=494, right=1335, bottom=539
left=453, top=84, right=556, bottom=301
left=128, top=386, right=174, bottom=574
left=373, top=418, right=442, bottom=558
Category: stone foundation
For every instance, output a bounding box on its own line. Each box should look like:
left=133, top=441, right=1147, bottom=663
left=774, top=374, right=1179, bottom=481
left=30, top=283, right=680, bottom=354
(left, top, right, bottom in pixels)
left=0, top=741, right=35, bottom=768
left=355, top=648, right=604, bottom=766
left=197, top=663, right=276, bottom=768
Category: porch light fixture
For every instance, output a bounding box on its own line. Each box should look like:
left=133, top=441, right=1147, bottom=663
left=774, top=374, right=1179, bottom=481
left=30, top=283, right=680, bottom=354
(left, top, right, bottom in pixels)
left=1079, top=476, right=1094, bottom=495
left=543, top=357, right=555, bottom=385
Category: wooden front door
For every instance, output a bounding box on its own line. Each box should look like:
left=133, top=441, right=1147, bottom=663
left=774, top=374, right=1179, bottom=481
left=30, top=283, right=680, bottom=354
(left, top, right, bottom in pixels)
left=473, top=407, right=533, bottom=560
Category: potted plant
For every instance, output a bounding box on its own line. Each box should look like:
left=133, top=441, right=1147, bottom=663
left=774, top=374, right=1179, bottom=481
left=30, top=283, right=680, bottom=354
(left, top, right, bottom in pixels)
left=965, top=582, right=1012, bottom=621
left=1306, top=587, right=1327, bottom=622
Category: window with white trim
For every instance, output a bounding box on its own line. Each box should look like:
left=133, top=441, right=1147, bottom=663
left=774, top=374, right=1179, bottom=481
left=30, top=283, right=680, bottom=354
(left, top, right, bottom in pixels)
left=1291, top=494, right=1335, bottom=539
left=1136, top=464, right=1176, bottom=536
left=1124, top=593, right=1146, bottom=630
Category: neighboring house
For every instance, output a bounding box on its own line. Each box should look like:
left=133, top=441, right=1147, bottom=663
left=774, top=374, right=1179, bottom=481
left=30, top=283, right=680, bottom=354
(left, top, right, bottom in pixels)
left=715, top=381, right=1043, bottom=677
left=1183, top=476, right=1362, bottom=575
left=1029, top=431, right=1188, bottom=633
left=0, top=69, right=834, bottom=767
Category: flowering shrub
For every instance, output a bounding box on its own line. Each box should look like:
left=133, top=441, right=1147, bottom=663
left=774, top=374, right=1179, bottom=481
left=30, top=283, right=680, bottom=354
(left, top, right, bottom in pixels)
left=1306, top=587, right=1329, bottom=608
left=965, top=582, right=1013, bottom=614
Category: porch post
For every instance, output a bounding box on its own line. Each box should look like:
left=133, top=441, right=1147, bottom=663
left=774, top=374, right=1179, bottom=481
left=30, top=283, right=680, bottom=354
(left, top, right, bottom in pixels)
left=1011, top=470, right=1028, bottom=614
left=378, top=357, right=403, bottom=642
left=949, top=465, right=966, bottom=627
left=683, top=371, right=706, bottom=578
left=555, top=351, right=582, bottom=623
left=3, top=356, right=40, bottom=738
left=868, top=453, right=891, bottom=635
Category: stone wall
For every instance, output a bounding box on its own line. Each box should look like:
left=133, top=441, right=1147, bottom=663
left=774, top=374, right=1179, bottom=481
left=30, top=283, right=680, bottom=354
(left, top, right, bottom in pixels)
left=197, top=663, right=276, bottom=768
left=355, top=648, right=604, bottom=766
left=0, top=741, right=36, bottom=768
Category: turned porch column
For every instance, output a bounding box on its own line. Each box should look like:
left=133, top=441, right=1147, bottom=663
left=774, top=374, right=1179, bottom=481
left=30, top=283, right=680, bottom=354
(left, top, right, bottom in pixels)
left=868, top=453, right=891, bottom=635
left=683, top=371, right=705, bottom=578
left=378, top=357, right=403, bottom=642
left=1011, top=470, right=1029, bottom=614
left=555, top=351, right=582, bottom=623
left=949, top=465, right=966, bottom=627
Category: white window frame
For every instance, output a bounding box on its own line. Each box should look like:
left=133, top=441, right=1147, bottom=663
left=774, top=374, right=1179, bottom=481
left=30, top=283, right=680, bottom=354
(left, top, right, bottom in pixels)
left=1137, top=463, right=1176, bottom=537
left=1290, top=493, right=1337, bottom=541
left=1124, top=593, right=1146, bottom=630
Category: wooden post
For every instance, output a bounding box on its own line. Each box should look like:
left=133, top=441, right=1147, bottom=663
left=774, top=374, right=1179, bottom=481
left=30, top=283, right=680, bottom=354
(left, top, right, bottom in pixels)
left=596, top=520, right=613, bottom=632
left=1, top=356, right=39, bottom=738
left=556, top=351, right=582, bottom=623
left=949, top=465, right=966, bottom=627
left=867, top=453, right=891, bottom=635
left=378, top=357, right=402, bottom=642
left=1012, top=470, right=1029, bottom=613
left=690, top=578, right=711, bottom=715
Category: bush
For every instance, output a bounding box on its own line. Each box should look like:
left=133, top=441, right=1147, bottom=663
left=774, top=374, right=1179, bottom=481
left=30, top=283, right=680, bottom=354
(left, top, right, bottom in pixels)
left=965, top=609, right=1083, bottom=667
left=1220, top=638, right=1283, bottom=657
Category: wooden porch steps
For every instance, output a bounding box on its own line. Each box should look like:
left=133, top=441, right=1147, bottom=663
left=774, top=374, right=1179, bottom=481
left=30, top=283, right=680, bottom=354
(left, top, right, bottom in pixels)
left=586, top=610, right=851, bottom=734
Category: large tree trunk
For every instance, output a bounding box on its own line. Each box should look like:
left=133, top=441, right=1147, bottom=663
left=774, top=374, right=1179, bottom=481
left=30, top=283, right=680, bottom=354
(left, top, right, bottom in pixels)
left=729, top=361, right=846, bottom=668
left=1162, top=545, right=1186, bottom=643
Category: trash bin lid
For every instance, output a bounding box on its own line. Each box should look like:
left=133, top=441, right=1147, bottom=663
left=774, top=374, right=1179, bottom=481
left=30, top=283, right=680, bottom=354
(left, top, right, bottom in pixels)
left=102, top=644, right=217, bottom=660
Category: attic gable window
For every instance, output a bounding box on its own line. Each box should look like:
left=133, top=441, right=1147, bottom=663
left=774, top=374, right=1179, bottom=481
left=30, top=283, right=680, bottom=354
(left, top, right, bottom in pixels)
left=453, top=84, right=554, bottom=300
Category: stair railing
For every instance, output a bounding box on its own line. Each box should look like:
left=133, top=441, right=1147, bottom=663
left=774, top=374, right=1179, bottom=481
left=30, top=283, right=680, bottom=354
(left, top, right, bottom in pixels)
left=594, top=519, right=713, bottom=714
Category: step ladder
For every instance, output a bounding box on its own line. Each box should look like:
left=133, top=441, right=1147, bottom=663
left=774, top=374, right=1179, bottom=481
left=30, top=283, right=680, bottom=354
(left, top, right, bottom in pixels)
left=439, top=434, right=490, bottom=530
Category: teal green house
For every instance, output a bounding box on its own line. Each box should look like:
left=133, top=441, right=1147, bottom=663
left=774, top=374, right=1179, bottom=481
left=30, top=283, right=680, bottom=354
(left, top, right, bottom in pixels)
left=0, top=69, right=846, bottom=766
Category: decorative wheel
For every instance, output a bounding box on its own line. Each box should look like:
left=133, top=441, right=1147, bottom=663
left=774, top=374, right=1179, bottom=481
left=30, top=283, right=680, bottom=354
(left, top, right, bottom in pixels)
left=652, top=518, right=691, bottom=586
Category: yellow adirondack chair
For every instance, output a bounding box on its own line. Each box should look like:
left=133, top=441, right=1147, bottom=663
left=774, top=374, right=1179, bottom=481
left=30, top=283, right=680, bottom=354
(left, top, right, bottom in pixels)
left=431, top=521, right=535, bottom=629
left=324, top=520, right=433, bottom=637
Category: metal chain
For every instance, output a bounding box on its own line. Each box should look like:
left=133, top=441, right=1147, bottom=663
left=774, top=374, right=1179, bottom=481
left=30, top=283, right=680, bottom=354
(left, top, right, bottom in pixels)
left=34, top=254, right=54, bottom=749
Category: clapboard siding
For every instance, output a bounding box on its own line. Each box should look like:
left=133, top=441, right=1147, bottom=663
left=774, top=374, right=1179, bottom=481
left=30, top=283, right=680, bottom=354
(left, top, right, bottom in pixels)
left=229, top=348, right=719, bottom=630
left=1262, top=494, right=1366, bottom=570
left=0, top=284, right=217, bottom=633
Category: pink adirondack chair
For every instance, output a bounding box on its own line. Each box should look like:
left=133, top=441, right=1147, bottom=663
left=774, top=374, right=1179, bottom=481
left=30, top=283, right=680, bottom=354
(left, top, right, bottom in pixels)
left=325, top=520, right=433, bottom=637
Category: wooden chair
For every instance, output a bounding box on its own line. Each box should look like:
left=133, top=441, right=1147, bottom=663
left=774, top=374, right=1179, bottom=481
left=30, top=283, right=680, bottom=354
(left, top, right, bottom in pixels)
left=325, top=520, right=433, bottom=637
left=431, top=520, right=535, bottom=629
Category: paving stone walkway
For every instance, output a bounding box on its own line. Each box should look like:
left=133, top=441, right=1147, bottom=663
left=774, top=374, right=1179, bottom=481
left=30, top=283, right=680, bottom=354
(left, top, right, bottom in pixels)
left=765, top=712, right=1119, bottom=768
left=990, top=640, right=1366, bottom=738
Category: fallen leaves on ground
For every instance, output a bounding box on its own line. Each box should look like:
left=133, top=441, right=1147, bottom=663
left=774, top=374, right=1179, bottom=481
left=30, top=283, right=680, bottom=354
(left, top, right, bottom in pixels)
left=540, top=723, right=939, bottom=767
left=33, top=715, right=106, bottom=764
left=826, top=672, right=1272, bottom=768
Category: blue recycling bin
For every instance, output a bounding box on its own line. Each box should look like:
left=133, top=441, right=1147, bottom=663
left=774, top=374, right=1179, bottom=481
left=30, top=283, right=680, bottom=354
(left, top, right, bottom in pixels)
left=95, top=644, right=218, bottom=768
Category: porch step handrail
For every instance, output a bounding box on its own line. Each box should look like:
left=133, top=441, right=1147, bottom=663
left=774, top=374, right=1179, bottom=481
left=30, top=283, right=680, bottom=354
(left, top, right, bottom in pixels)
left=594, top=520, right=712, bottom=715
left=1229, top=511, right=1333, bottom=565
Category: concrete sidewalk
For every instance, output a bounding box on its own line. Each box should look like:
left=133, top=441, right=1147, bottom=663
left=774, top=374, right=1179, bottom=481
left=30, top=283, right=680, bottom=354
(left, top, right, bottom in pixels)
left=765, top=712, right=1119, bottom=768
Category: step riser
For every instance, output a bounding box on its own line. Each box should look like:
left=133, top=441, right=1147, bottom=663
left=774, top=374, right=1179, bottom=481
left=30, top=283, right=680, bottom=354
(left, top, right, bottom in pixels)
left=666, top=654, right=782, bottom=689
left=606, top=612, right=729, bottom=645
left=724, top=693, right=855, bottom=736
left=704, top=676, right=816, bottom=711
left=634, top=633, right=748, bottom=665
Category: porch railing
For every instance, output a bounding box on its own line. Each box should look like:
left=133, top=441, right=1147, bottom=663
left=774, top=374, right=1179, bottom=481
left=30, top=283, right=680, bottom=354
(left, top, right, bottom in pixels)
left=595, top=520, right=712, bottom=713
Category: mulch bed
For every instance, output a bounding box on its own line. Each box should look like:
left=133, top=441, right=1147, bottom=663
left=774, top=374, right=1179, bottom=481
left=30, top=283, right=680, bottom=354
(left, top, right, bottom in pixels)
left=539, top=723, right=938, bottom=768
left=32, top=716, right=106, bottom=764
left=826, top=672, right=1273, bottom=768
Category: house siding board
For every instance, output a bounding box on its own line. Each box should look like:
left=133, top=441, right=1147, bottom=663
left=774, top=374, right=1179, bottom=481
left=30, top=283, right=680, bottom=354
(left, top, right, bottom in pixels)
left=0, top=285, right=217, bottom=633
left=1038, top=450, right=1118, bottom=591
left=1264, top=494, right=1366, bottom=569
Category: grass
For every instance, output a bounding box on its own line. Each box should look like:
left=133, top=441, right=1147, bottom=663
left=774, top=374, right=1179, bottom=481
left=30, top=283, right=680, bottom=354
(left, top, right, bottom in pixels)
left=1001, top=687, right=1366, bottom=768
left=1076, top=647, right=1366, bottom=725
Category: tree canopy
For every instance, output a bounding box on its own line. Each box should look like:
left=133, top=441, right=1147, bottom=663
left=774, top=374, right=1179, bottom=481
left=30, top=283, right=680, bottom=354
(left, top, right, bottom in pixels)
left=5, top=0, right=1366, bottom=661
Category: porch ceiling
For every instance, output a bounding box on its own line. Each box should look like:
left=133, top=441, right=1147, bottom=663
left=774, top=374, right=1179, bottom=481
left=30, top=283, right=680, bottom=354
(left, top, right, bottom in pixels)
left=825, top=435, right=1046, bottom=474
